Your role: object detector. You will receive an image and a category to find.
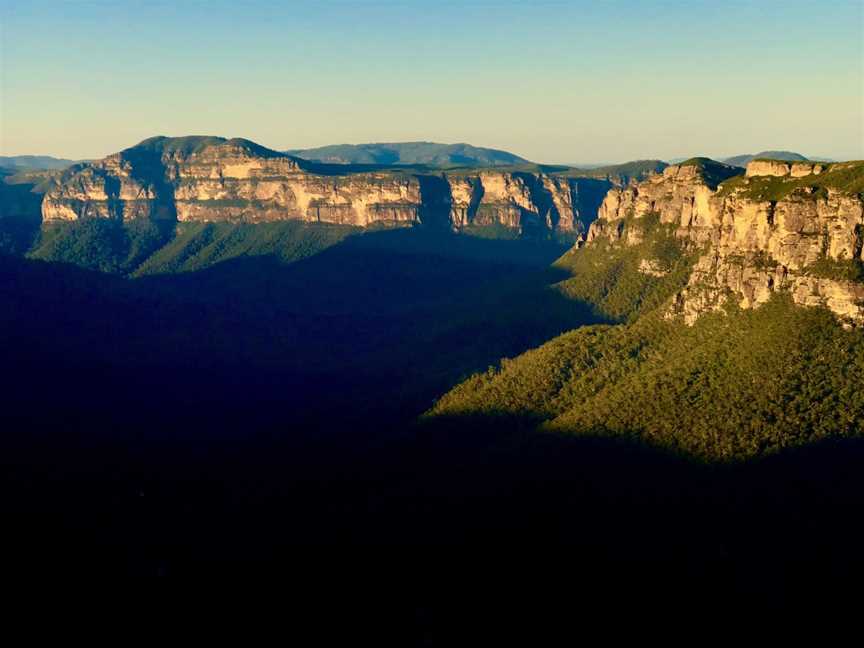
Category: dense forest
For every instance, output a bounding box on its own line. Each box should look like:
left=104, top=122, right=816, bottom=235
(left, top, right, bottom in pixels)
left=430, top=297, right=864, bottom=460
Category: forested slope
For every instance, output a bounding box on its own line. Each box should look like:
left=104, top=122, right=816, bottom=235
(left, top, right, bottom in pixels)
left=429, top=189, right=864, bottom=460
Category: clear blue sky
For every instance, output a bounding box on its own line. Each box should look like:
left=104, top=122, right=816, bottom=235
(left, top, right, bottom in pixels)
left=1, top=0, right=861, bottom=163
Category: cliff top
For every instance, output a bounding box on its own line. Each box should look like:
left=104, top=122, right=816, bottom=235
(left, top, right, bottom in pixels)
left=286, top=141, right=531, bottom=167
left=45, top=136, right=685, bottom=188
left=104, top=135, right=669, bottom=183
left=674, top=157, right=743, bottom=188
left=751, top=155, right=811, bottom=163
left=718, top=160, right=864, bottom=200
left=127, top=135, right=289, bottom=159
left=564, top=159, right=668, bottom=181
left=722, top=150, right=810, bottom=167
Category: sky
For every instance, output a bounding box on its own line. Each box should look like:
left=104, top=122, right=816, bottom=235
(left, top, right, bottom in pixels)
left=0, top=0, right=862, bottom=164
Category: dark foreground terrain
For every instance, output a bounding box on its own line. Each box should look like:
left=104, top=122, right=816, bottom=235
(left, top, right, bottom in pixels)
left=2, top=225, right=862, bottom=630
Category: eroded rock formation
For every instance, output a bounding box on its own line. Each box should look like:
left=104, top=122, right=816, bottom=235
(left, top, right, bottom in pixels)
left=42, top=136, right=610, bottom=237
left=586, top=158, right=864, bottom=325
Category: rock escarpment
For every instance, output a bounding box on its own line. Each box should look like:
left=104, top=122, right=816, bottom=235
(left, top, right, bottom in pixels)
left=586, top=158, right=864, bottom=325
left=42, top=136, right=611, bottom=237
left=42, top=137, right=423, bottom=227
left=446, top=171, right=583, bottom=233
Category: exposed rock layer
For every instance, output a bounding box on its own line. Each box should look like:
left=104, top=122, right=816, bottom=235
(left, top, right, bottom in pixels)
left=586, top=159, right=864, bottom=325
left=42, top=137, right=612, bottom=237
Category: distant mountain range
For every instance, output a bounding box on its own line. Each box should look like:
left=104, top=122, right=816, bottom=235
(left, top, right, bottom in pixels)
left=0, top=155, right=78, bottom=171
left=2, top=144, right=841, bottom=175
left=291, top=145, right=842, bottom=170
left=286, top=141, right=531, bottom=167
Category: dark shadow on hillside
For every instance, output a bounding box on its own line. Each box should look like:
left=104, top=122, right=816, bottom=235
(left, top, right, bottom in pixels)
left=4, top=229, right=863, bottom=628
left=0, top=172, right=44, bottom=254
left=121, top=146, right=178, bottom=221
left=570, top=178, right=613, bottom=231
left=132, top=227, right=577, bottom=314
left=8, top=226, right=860, bottom=605
left=2, top=229, right=597, bottom=435
left=513, top=172, right=559, bottom=232
left=415, top=176, right=452, bottom=229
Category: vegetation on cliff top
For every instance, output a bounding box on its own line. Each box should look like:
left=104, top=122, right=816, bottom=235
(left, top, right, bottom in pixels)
left=129, top=135, right=231, bottom=156
left=120, top=135, right=668, bottom=182
left=29, top=135, right=671, bottom=191
left=717, top=160, right=864, bottom=200
left=439, top=160, right=666, bottom=187
left=722, top=150, right=811, bottom=167
left=558, top=159, right=669, bottom=183
left=288, top=141, right=531, bottom=167
left=677, top=157, right=744, bottom=188
left=126, top=135, right=291, bottom=160
left=678, top=157, right=717, bottom=167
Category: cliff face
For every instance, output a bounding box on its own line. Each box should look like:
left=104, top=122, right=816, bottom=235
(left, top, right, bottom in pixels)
left=42, top=136, right=606, bottom=237
left=446, top=171, right=585, bottom=233
left=586, top=158, right=864, bottom=325
left=42, top=138, right=423, bottom=227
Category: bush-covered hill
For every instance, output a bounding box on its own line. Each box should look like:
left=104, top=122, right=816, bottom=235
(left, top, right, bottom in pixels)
left=429, top=296, right=864, bottom=461
left=717, top=160, right=864, bottom=200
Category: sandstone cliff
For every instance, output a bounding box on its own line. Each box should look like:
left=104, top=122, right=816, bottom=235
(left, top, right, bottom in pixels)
left=42, top=136, right=610, bottom=238
left=585, top=158, right=864, bottom=325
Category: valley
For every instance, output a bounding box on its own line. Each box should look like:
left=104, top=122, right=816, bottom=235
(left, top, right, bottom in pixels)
left=2, top=136, right=864, bottom=600
left=4, top=139, right=864, bottom=457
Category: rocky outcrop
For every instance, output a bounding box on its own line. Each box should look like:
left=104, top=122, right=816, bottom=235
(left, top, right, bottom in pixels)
left=445, top=171, right=593, bottom=234
left=42, top=138, right=423, bottom=227
left=42, top=136, right=610, bottom=237
left=586, top=158, right=864, bottom=325
left=745, top=159, right=826, bottom=178
left=587, top=160, right=737, bottom=249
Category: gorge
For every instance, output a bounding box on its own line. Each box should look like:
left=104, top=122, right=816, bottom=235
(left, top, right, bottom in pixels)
left=10, top=135, right=864, bottom=331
